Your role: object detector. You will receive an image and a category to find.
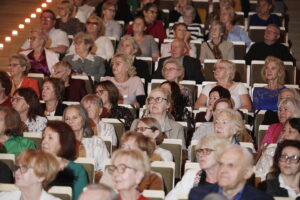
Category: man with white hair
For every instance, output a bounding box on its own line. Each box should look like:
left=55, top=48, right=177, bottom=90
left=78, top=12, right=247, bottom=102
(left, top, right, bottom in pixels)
left=189, top=145, right=274, bottom=200
left=78, top=184, right=117, bottom=200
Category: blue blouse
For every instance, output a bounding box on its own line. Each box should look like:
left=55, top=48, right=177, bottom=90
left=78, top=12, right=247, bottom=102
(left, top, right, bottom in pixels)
left=227, top=25, right=252, bottom=49
left=253, top=87, right=285, bottom=112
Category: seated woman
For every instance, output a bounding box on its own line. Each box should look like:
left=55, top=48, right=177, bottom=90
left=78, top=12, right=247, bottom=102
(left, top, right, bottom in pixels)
left=161, top=58, right=193, bottom=106
left=126, top=3, right=166, bottom=44
left=52, top=61, right=87, bottom=102
left=63, top=105, right=109, bottom=173
left=20, top=29, right=59, bottom=76
left=41, top=120, right=88, bottom=200
left=101, top=53, right=146, bottom=108
left=0, top=149, right=60, bottom=200
left=160, top=81, right=189, bottom=121
left=0, top=106, right=36, bottom=155
left=41, top=78, right=68, bottom=116
left=166, top=134, right=230, bottom=200
left=195, top=86, right=231, bottom=122
left=101, top=2, right=122, bottom=40
left=132, top=117, right=173, bottom=161
left=195, top=59, right=252, bottom=111
left=260, top=98, right=300, bottom=150
left=259, top=140, right=300, bottom=199
left=220, top=6, right=252, bottom=49
left=55, top=0, right=84, bottom=36
left=256, top=118, right=300, bottom=179
left=253, top=56, right=286, bottom=113
left=63, top=32, right=106, bottom=82
left=133, top=87, right=186, bottom=149
left=73, top=0, right=95, bottom=23
left=108, top=149, right=152, bottom=200
left=115, top=35, right=151, bottom=84
left=9, top=54, right=40, bottom=97
left=81, top=94, right=117, bottom=147
left=125, top=16, right=160, bottom=61
left=200, top=20, right=234, bottom=63
left=68, top=15, right=114, bottom=61
left=161, top=23, right=197, bottom=58
left=169, top=0, right=201, bottom=24
left=12, top=87, right=47, bottom=133
left=95, top=80, right=134, bottom=130
left=0, top=71, right=12, bottom=107
left=169, top=5, right=204, bottom=40
left=249, top=0, right=281, bottom=26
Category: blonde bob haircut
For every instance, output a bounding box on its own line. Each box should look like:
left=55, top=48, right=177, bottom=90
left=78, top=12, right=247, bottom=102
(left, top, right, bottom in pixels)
left=147, top=87, right=172, bottom=106
left=215, top=59, right=236, bottom=81
left=278, top=97, right=300, bottom=118
left=16, top=149, right=60, bottom=187
left=162, top=58, right=185, bottom=82
left=81, top=94, right=103, bottom=108
left=213, top=108, right=246, bottom=136
left=9, top=54, right=31, bottom=75
left=111, top=53, right=137, bottom=77
left=261, top=56, right=285, bottom=85
left=57, top=0, right=74, bottom=18
left=137, top=117, right=165, bottom=145
left=220, top=6, right=235, bottom=22
left=74, top=32, right=94, bottom=50
left=196, top=134, right=231, bottom=161
left=111, top=148, right=150, bottom=173
left=86, top=15, right=105, bottom=36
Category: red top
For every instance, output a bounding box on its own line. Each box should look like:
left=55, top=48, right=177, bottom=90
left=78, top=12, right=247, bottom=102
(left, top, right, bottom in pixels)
left=118, top=194, right=149, bottom=200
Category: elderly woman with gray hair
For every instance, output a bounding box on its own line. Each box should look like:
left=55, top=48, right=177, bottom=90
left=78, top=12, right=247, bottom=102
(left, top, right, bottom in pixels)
left=63, top=32, right=106, bottom=82
left=101, top=53, right=146, bottom=108
left=165, top=134, right=230, bottom=200
left=8, top=54, right=40, bottom=97
left=20, top=29, right=59, bottom=76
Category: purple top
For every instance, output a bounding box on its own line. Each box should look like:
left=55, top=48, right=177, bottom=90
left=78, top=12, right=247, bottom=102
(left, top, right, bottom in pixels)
left=27, top=50, right=50, bottom=76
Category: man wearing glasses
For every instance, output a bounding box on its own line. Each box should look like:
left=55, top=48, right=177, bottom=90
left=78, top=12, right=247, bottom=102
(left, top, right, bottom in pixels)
left=20, top=9, right=69, bottom=54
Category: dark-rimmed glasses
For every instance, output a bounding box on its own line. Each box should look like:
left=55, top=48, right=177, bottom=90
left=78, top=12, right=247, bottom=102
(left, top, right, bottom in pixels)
left=107, top=164, right=136, bottom=175
left=279, top=154, right=300, bottom=164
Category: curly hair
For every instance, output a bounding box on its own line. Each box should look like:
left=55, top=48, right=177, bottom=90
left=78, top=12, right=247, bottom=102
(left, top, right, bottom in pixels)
left=111, top=53, right=137, bottom=77
left=261, top=56, right=285, bottom=85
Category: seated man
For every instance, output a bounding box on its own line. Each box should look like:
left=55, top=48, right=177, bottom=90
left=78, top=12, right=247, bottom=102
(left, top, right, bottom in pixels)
left=245, top=24, right=295, bottom=65
left=153, top=39, right=204, bottom=84
left=20, top=9, right=69, bottom=54
left=78, top=184, right=117, bottom=200
left=189, top=145, right=274, bottom=200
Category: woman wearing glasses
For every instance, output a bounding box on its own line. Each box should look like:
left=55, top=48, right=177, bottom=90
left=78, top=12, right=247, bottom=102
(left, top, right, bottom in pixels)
left=12, top=87, right=47, bottom=133
left=133, top=87, right=186, bottom=149
left=194, top=59, right=252, bottom=111
left=165, top=134, right=230, bottom=200
left=0, top=149, right=60, bottom=200
left=101, top=2, right=122, bottom=41
left=259, top=140, right=300, bottom=199
left=67, top=15, right=114, bottom=61
left=0, top=106, right=36, bottom=155
left=108, top=149, right=151, bottom=200
left=133, top=117, right=173, bottom=161
left=95, top=80, right=134, bottom=130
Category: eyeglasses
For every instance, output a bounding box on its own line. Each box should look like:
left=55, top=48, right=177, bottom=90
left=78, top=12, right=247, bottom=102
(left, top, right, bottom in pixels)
left=14, top=165, right=32, bottom=174
left=135, top=127, right=153, bottom=132
left=86, top=21, right=98, bottom=26
left=107, top=164, right=136, bottom=175
left=196, top=148, right=215, bottom=155
left=40, top=17, right=54, bottom=21
left=147, top=97, right=167, bottom=104
left=9, top=63, right=21, bottom=67
left=11, top=97, right=25, bottom=103
left=279, top=154, right=300, bottom=164
left=95, top=89, right=106, bottom=95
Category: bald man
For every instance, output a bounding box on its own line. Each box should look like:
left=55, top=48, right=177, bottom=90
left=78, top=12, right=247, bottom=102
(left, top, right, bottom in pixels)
left=78, top=184, right=117, bottom=200
left=152, top=39, right=204, bottom=84
left=189, top=145, right=274, bottom=200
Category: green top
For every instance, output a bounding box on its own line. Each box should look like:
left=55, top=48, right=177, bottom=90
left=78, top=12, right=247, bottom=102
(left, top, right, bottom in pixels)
left=1, top=136, right=36, bottom=155
left=50, top=161, right=88, bottom=200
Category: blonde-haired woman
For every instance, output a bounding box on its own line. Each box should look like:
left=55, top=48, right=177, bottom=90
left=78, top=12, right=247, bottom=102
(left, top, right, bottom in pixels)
left=56, top=0, right=84, bottom=36
left=195, top=59, right=252, bottom=111
left=132, top=87, right=186, bottom=148
left=68, top=15, right=114, bottom=60
left=101, top=2, right=122, bottom=40
left=108, top=149, right=151, bottom=200
left=253, top=56, right=286, bottom=112
left=101, top=53, right=145, bottom=108
left=0, top=149, right=60, bottom=200
left=162, top=58, right=193, bottom=106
